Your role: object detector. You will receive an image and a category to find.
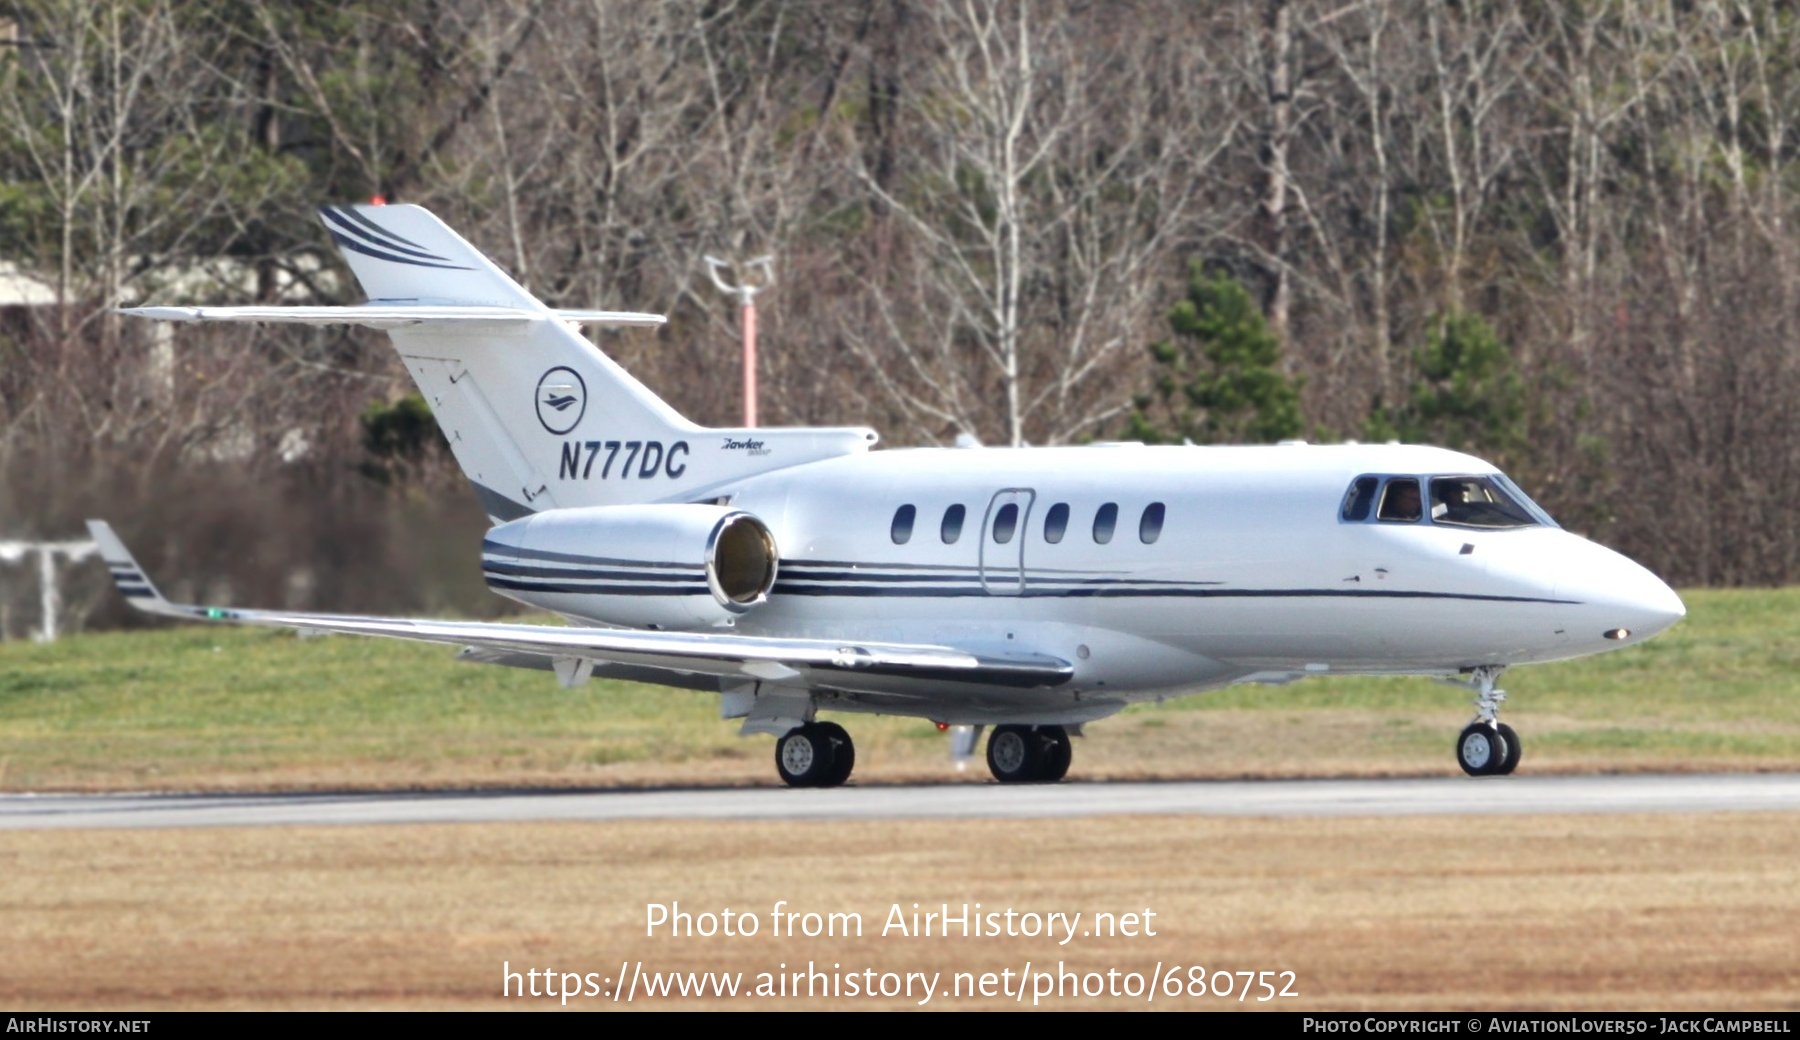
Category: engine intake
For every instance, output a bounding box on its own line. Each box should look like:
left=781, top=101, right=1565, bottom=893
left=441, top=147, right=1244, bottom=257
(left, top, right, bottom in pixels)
left=707, top=512, right=778, bottom=608
left=483, top=504, right=779, bottom=629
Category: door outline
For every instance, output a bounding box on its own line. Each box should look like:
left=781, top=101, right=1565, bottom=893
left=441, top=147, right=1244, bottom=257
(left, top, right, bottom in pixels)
left=979, top=488, right=1035, bottom=595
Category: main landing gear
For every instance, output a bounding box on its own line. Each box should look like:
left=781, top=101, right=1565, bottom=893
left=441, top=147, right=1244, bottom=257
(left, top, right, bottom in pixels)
left=1452, top=666, right=1522, bottom=777
left=986, top=724, right=1073, bottom=784
left=774, top=721, right=856, bottom=788
left=771, top=720, right=1075, bottom=787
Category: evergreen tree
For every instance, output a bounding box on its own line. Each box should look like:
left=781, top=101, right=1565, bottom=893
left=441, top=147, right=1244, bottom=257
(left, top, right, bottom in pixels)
left=1366, top=312, right=1527, bottom=464
left=1123, top=263, right=1303, bottom=445
left=358, top=394, right=449, bottom=486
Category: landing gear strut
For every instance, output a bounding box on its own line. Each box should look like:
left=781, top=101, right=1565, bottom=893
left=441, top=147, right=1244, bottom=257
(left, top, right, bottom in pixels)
left=1451, top=666, right=1521, bottom=776
left=986, top=724, right=1072, bottom=784
left=775, top=721, right=855, bottom=788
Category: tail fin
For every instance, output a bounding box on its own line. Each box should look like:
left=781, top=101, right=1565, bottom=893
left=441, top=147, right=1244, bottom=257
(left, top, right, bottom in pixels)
left=120, top=204, right=877, bottom=520
left=319, top=205, right=874, bottom=520
left=317, top=204, right=541, bottom=308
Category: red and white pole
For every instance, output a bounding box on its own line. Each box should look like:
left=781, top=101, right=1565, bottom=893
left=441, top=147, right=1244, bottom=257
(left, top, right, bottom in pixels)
left=741, top=297, right=757, bottom=428
left=705, top=254, right=775, bottom=429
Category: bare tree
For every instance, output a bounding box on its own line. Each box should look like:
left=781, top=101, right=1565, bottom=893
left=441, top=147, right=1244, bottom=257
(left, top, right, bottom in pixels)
left=841, top=0, right=1232, bottom=445
left=0, top=0, right=245, bottom=348
left=1290, top=0, right=1411, bottom=411
left=1416, top=0, right=1529, bottom=314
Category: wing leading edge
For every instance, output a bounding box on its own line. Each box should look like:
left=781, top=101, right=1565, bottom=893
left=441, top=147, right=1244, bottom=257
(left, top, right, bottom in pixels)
left=85, top=521, right=1073, bottom=693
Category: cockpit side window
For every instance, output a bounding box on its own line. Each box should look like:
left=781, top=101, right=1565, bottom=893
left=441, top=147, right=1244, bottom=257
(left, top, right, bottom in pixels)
left=1429, top=476, right=1538, bottom=529
left=1341, top=476, right=1380, bottom=521
left=1377, top=478, right=1423, bottom=522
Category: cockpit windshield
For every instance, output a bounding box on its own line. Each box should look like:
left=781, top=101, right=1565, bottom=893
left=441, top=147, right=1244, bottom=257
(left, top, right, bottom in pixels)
left=1428, top=476, right=1539, bottom=529
left=1340, top=472, right=1557, bottom=529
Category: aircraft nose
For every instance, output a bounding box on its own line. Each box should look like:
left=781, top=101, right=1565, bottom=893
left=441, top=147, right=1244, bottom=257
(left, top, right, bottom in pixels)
left=1637, top=575, right=1687, bottom=633
left=1558, top=544, right=1686, bottom=645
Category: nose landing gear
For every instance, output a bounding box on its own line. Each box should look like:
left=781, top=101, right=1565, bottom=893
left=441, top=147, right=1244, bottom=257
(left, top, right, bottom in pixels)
left=1451, top=667, right=1521, bottom=776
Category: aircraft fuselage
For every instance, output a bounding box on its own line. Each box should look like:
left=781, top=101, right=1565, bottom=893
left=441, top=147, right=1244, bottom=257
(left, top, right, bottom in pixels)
left=485, top=442, right=1684, bottom=726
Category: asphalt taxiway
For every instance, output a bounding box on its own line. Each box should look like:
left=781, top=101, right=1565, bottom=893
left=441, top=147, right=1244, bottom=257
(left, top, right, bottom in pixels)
left=2, top=773, right=1797, bottom=830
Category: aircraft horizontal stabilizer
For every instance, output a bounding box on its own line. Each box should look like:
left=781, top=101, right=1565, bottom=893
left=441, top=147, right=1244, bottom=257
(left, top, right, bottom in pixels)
left=86, top=521, right=1073, bottom=694
left=117, top=305, right=667, bottom=330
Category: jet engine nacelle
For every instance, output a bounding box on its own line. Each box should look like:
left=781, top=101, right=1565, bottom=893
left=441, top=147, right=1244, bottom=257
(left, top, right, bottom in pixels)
left=482, top=504, right=779, bottom=629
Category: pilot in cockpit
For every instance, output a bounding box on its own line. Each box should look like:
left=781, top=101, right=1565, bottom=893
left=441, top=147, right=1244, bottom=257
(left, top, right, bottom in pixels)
left=1434, top=481, right=1469, bottom=521
left=1379, top=479, right=1422, bottom=522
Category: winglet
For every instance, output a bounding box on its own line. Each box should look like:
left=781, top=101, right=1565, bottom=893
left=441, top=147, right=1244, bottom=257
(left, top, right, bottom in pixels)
left=85, top=520, right=183, bottom=618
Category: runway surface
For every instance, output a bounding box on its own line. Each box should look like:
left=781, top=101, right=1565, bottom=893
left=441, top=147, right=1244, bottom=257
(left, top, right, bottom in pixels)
left=2, top=773, right=1798, bottom=830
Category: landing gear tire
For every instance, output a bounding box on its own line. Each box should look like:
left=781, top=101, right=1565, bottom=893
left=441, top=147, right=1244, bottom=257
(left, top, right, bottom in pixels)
left=1456, top=722, right=1508, bottom=777
left=987, top=725, right=1041, bottom=784
left=987, top=725, right=1071, bottom=783
left=1495, top=722, right=1521, bottom=775
left=775, top=722, right=856, bottom=788
left=1037, top=726, right=1072, bottom=782
left=816, top=721, right=856, bottom=787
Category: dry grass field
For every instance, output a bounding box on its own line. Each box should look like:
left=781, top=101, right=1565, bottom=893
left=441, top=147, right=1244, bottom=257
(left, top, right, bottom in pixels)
left=2, top=811, right=1795, bottom=1010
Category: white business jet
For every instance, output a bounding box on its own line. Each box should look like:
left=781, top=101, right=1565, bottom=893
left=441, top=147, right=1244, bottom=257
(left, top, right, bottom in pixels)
left=94, top=204, right=1686, bottom=787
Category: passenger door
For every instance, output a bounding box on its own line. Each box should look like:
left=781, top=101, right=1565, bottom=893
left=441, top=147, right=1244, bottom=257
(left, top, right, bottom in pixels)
left=979, top=489, right=1035, bottom=595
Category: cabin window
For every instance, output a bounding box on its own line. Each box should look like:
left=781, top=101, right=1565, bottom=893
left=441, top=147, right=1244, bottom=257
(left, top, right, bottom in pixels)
left=1429, top=476, right=1538, bottom=529
left=941, top=504, right=967, bottom=544
left=1093, top=503, right=1118, bottom=544
left=890, top=504, right=916, bottom=544
left=1341, top=475, right=1380, bottom=521
left=1377, top=478, right=1423, bottom=522
left=1043, top=503, right=1070, bottom=544
left=1139, top=502, right=1166, bottom=544
left=992, top=503, right=1019, bottom=544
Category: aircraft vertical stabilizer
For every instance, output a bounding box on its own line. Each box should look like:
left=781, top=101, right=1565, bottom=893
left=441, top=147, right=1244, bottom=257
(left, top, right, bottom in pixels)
left=124, top=204, right=877, bottom=521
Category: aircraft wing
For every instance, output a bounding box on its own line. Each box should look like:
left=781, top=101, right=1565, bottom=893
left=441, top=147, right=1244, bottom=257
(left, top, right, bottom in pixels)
left=118, top=305, right=666, bottom=329
left=86, top=522, right=1072, bottom=692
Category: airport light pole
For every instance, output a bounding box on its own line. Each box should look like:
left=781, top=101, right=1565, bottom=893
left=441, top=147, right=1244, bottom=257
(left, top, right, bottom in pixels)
left=0, top=538, right=98, bottom=642
left=703, top=254, right=775, bottom=428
